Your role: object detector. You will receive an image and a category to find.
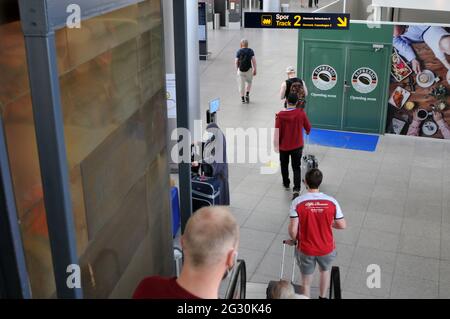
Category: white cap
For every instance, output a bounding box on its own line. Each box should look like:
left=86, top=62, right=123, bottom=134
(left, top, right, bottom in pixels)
left=286, top=66, right=296, bottom=74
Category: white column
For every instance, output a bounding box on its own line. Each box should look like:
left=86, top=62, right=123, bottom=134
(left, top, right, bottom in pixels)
left=186, top=0, right=201, bottom=129
left=165, top=0, right=201, bottom=170
left=263, top=0, right=280, bottom=11
left=162, top=0, right=175, bottom=73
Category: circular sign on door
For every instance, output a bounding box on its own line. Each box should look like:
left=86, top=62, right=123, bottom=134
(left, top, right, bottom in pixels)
left=352, top=67, right=378, bottom=94
left=312, top=65, right=337, bottom=91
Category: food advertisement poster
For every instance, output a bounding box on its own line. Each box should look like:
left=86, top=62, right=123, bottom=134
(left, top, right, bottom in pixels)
left=386, top=25, right=450, bottom=139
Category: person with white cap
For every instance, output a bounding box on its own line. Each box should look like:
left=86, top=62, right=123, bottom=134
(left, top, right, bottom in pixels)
left=280, top=66, right=308, bottom=108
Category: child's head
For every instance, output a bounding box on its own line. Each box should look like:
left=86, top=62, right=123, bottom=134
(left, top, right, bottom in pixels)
left=440, top=35, right=450, bottom=55
left=271, top=280, right=296, bottom=299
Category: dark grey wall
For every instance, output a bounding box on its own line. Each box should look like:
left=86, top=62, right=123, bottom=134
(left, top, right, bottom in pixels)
left=214, top=0, right=227, bottom=27
left=229, top=0, right=241, bottom=23
left=0, top=0, right=20, bottom=25
left=200, top=0, right=215, bottom=23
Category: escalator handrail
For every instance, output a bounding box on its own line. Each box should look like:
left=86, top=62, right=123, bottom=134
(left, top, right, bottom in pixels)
left=329, top=266, right=342, bottom=299
left=225, top=259, right=247, bottom=299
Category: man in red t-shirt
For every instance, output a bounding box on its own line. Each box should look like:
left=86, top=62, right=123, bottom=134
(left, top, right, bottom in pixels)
left=133, top=206, right=239, bottom=299
left=288, top=169, right=346, bottom=298
left=274, top=93, right=311, bottom=200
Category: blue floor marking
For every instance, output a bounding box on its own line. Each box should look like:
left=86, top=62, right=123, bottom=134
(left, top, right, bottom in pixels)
left=306, top=128, right=379, bottom=152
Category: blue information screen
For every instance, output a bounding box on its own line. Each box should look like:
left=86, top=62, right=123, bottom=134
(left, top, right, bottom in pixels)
left=209, top=98, right=220, bottom=113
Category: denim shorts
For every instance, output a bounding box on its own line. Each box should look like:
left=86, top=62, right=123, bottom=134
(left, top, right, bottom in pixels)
left=295, top=250, right=337, bottom=275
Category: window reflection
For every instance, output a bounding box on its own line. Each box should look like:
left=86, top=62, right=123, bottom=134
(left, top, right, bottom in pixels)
left=1, top=0, right=169, bottom=298
left=0, top=20, right=55, bottom=298
left=57, top=0, right=170, bottom=298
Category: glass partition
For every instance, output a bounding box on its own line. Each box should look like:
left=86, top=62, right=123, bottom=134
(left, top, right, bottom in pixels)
left=55, top=0, right=172, bottom=298
left=0, top=20, right=55, bottom=298
left=1, top=0, right=172, bottom=298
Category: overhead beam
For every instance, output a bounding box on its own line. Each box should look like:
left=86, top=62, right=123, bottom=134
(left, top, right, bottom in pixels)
left=19, top=0, right=144, bottom=35
left=372, top=0, right=450, bottom=12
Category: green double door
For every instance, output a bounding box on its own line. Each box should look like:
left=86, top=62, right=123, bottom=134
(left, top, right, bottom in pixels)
left=302, top=41, right=389, bottom=134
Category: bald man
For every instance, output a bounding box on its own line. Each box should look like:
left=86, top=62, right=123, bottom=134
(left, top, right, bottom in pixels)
left=133, top=206, right=239, bottom=299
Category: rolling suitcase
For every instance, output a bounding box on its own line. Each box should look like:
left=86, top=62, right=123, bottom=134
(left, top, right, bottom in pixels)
left=266, top=240, right=342, bottom=299
left=191, top=174, right=221, bottom=211
left=266, top=240, right=303, bottom=298
left=301, top=135, right=318, bottom=186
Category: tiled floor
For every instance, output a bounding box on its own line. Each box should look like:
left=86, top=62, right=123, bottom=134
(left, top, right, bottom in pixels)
left=200, top=1, right=450, bottom=299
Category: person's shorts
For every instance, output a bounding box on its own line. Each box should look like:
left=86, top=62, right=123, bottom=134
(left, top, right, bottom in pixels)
left=238, top=69, right=253, bottom=84
left=295, top=250, right=337, bottom=275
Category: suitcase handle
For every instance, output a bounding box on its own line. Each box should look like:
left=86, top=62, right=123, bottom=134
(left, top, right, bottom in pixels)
left=280, top=240, right=298, bottom=283
left=283, top=239, right=297, bottom=246
left=303, top=133, right=311, bottom=155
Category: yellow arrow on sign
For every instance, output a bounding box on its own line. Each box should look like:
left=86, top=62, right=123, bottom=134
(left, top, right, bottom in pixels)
left=337, top=17, right=348, bottom=27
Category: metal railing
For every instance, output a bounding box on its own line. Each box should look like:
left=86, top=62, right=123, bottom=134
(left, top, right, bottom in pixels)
left=329, top=266, right=342, bottom=299
left=225, top=260, right=247, bottom=299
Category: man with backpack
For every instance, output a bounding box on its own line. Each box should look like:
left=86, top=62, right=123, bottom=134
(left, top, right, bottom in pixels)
left=280, top=66, right=308, bottom=108
left=235, top=39, right=257, bottom=104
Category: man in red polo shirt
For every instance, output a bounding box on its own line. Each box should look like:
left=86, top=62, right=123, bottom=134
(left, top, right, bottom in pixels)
left=274, top=93, right=311, bottom=200
left=133, top=206, right=239, bottom=299
left=288, top=168, right=346, bottom=299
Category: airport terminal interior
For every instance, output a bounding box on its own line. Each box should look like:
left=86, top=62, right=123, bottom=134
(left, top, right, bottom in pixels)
left=1, top=0, right=450, bottom=300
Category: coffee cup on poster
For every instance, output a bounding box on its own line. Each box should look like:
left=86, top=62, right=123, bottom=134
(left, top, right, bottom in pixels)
left=358, top=75, right=371, bottom=86
left=418, top=73, right=430, bottom=84
left=318, top=71, right=331, bottom=83
left=417, top=108, right=430, bottom=120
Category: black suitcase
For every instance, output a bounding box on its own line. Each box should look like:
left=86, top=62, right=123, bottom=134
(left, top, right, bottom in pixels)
left=302, top=154, right=318, bottom=173
left=191, top=174, right=221, bottom=211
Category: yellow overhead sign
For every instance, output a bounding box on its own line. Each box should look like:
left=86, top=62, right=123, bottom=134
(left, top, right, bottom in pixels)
left=245, top=13, right=351, bottom=30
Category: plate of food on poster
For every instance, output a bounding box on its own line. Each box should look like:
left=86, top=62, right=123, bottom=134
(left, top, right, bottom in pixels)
left=386, top=25, right=450, bottom=140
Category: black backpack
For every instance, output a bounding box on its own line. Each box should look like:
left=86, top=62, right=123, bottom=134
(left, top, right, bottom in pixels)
left=238, top=50, right=252, bottom=72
